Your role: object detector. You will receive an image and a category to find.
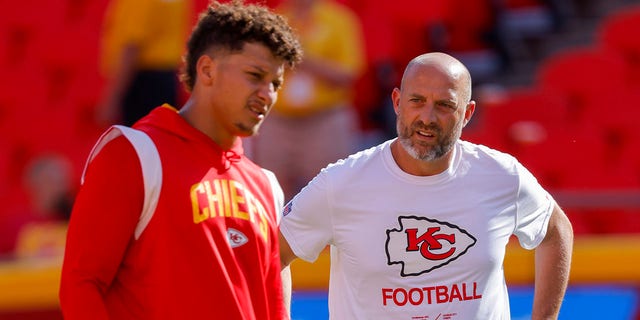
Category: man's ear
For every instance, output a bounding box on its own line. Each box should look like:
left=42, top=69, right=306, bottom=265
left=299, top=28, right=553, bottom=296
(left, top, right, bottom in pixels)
left=463, top=100, right=476, bottom=127
left=196, top=54, right=215, bottom=86
left=391, top=88, right=401, bottom=115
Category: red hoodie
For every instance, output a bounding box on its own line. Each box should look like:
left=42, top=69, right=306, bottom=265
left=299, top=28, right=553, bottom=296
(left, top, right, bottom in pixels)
left=60, top=105, right=286, bottom=319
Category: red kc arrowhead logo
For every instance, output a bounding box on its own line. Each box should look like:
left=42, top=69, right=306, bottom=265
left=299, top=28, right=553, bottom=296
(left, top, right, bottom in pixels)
left=386, top=216, right=477, bottom=276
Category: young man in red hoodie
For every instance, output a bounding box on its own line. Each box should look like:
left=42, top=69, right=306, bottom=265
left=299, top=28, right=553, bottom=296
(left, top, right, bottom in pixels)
left=60, top=2, right=302, bottom=319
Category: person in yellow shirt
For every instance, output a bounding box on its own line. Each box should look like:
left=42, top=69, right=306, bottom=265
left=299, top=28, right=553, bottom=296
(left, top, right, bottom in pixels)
left=97, top=0, right=190, bottom=126
left=248, top=0, right=367, bottom=201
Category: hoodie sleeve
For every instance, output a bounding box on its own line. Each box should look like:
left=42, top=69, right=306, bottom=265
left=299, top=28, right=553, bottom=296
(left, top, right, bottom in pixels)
left=59, top=135, right=144, bottom=319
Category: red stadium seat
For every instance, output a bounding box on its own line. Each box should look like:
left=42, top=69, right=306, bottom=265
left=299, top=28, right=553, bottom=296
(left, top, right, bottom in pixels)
left=535, top=47, right=629, bottom=126
left=442, top=0, right=496, bottom=52
left=597, top=4, right=640, bottom=87
left=463, top=86, right=570, bottom=189
left=469, top=87, right=567, bottom=146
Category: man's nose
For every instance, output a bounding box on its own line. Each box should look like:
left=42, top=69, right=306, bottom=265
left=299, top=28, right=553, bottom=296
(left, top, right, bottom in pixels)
left=257, top=83, right=276, bottom=106
left=419, top=103, right=437, bottom=123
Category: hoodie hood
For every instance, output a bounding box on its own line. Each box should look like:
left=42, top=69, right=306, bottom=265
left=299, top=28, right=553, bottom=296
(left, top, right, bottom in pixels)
left=134, top=104, right=243, bottom=171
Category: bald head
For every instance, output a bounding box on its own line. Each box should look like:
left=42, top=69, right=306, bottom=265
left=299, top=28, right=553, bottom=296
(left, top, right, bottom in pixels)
left=401, top=52, right=472, bottom=104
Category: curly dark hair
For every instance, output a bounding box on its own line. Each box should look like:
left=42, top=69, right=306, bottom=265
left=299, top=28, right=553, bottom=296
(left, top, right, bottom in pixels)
left=180, top=0, right=303, bottom=91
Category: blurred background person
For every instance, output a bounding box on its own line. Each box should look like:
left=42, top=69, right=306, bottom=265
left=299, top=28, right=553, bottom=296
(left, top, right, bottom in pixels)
left=247, top=0, right=367, bottom=202
left=96, top=0, right=191, bottom=127
left=0, top=154, right=73, bottom=260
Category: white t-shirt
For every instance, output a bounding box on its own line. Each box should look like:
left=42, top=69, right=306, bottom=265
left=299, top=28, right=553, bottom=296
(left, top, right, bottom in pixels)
left=280, top=139, right=554, bottom=320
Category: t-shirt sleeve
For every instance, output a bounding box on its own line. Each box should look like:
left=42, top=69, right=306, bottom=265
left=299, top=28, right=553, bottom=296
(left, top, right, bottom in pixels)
left=59, top=136, right=144, bottom=319
left=513, top=162, right=554, bottom=250
left=279, top=172, right=334, bottom=263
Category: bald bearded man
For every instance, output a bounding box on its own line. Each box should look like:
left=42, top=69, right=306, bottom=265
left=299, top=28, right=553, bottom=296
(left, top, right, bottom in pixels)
left=278, top=52, right=573, bottom=319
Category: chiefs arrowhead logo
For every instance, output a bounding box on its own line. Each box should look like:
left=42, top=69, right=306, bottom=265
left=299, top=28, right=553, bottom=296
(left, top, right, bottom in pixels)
left=227, top=228, right=248, bottom=248
left=386, top=216, right=477, bottom=276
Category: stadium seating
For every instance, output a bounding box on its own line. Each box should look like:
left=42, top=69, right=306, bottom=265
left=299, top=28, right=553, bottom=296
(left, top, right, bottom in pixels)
left=536, top=47, right=629, bottom=125
left=1, top=1, right=640, bottom=319
left=597, top=4, right=640, bottom=88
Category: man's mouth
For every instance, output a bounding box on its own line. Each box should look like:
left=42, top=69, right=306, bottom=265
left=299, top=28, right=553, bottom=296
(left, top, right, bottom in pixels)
left=416, top=130, right=435, bottom=138
left=248, top=103, right=267, bottom=118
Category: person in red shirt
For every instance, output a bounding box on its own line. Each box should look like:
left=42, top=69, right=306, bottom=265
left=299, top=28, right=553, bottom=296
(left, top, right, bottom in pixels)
left=59, top=2, right=302, bottom=319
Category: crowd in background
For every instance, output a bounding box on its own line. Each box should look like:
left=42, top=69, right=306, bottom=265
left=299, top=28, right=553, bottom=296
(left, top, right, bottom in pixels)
left=0, top=0, right=639, bottom=260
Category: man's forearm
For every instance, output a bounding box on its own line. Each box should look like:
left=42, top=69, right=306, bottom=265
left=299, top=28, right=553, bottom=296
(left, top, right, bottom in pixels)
left=531, top=208, right=573, bottom=319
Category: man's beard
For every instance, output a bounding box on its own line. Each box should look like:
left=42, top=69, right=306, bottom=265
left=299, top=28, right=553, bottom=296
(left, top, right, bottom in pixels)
left=396, top=118, right=462, bottom=161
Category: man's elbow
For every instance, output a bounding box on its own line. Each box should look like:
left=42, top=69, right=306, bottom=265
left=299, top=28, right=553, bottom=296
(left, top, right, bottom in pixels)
left=553, top=208, right=574, bottom=246
left=539, top=207, right=574, bottom=263
left=278, top=231, right=297, bottom=269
